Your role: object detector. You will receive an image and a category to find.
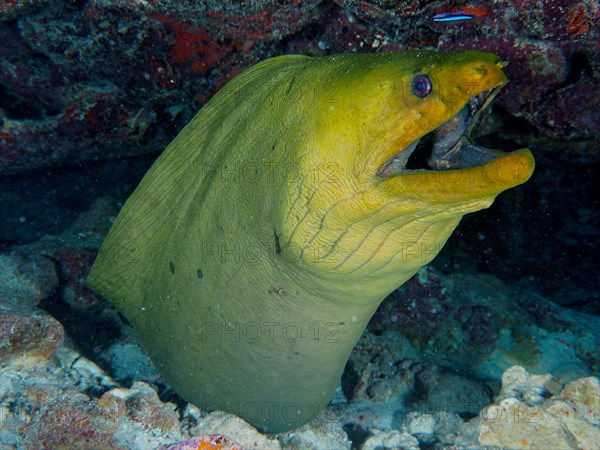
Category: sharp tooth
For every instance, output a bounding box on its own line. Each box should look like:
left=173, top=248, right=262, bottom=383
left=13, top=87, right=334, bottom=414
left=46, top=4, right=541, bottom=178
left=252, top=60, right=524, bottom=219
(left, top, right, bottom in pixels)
left=468, top=96, right=479, bottom=115
left=465, top=87, right=500, bottom=138
left=377, top=140, right=419, bottom=178
left=428, top=137, right=465, bottom=170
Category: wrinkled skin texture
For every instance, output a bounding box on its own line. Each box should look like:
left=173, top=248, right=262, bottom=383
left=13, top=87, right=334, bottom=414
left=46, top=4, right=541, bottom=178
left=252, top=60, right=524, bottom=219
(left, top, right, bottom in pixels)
left=88, top=51, right=534, bottom=432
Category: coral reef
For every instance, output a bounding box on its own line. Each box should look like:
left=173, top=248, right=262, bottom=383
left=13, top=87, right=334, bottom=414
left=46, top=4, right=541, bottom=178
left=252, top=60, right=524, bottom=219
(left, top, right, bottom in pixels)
left=3, top=0, right=597, bottom=315
left=1, top=0, right=598, bottom=315
left=277, top=414, right=352, bottom=450
left=0, top=311, right=63, bottom=368
left=0, top=1, right=323, bottom=174
left=369, top=267, right=599, bottom=381
left=0, top=199, right=596, bottom=448
left=0, top=1, right=599, bottom=448
left=1, top=0, right=598, bottom=174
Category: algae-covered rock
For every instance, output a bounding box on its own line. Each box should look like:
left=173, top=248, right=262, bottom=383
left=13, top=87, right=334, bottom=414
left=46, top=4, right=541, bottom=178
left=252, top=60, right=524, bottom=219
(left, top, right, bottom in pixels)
left=361, top=429, right=419, bottom=450
left=477, top=366, right=600, bottom=449
left=0, top=312, right=63, bottom=368
left=496, top=365, right=562, bottom=404
left=277, top=414, right=351, bottom=450
left=193, top=411, right=282, bottom=450
left=0, top=252, right=58, bottom=311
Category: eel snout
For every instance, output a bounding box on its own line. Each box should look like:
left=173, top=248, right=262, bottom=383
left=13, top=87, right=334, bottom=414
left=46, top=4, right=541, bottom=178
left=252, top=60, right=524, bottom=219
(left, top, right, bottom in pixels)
left=377, top=87, right=506, bottom=178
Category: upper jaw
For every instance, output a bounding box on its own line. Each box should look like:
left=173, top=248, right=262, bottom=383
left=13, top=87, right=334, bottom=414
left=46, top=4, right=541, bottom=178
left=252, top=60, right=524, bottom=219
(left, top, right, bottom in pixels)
left=376, top=86, right=506, bottom=178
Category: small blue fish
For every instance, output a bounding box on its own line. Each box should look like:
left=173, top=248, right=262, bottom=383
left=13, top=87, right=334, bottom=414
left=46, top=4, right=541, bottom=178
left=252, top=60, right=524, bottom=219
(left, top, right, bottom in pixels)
left=433, top=12, right=474, bottom=22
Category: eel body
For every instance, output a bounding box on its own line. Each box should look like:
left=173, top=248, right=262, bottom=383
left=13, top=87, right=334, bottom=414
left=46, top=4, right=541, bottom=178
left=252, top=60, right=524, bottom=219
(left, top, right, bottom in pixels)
left=87, top=51, right=535, bottom=433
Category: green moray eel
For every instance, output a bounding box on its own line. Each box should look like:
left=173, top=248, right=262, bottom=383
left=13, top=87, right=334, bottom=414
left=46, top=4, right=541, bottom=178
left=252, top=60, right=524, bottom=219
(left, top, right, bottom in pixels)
left=87, top=51, right=535, bottom=433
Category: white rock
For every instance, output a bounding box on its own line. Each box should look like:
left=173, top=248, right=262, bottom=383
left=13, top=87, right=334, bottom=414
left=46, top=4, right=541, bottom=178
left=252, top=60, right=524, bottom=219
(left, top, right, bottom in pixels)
left=477, top=367, right=600, bottom=450
left=406, top=412, right=436, bottom=444
left=361, top=429, right=419, bottom=450
left=496, top=365, right=561, bottom=405
left=407, top=412, right=435, bottom=435
left=433, top=411, right=464, bottom=445
left=194, top=411, right=281, bottom=450
left=56, top=346, right=117, bottom=391
left=277, top=412, right=350, bottom=450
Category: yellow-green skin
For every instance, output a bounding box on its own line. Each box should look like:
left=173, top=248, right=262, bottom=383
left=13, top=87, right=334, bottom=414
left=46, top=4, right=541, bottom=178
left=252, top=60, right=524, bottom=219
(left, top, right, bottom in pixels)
left=87, top=51, right=534, bottom=433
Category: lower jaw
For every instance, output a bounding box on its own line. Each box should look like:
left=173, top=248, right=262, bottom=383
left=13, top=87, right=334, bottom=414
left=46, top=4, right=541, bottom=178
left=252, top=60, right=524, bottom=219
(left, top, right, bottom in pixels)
left=379, top=148, right=535, bottom=203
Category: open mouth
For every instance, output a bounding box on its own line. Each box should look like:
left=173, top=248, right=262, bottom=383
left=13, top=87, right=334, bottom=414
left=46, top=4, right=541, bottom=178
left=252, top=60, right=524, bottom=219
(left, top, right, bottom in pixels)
left=377, top=87, right=506, bottom=178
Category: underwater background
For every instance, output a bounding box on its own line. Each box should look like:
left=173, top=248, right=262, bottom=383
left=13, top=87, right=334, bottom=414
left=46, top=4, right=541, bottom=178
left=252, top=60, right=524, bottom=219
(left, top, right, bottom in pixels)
left=0, top=1, right=598, bottom=449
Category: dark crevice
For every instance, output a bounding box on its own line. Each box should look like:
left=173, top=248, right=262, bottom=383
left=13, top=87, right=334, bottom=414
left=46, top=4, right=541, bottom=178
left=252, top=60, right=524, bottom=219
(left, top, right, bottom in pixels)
left=561, top=52, right=592, bottom=87
left=343, top=423, right=372, bottom=450
left=0, top=154, right=155, bottom=247
left=340, top=360, right=360, bottom=400
left=39, top=291, right=122, bottom=364
left=279, top=1, right=338, bottom=52
left=405, top=134, right=434, bottom=170
left=544, top=52, right=592, bottom=97
left=157, top=386, right=188, bottom=411
left=457, top=411, right=478, bottom=421
left=65, top=0, right=88, bottom=12
left=474, top=108, right=534, bottom=149
left=140, top=104, right=189, bottom=146
left=0, top=85, right=45, bottom=120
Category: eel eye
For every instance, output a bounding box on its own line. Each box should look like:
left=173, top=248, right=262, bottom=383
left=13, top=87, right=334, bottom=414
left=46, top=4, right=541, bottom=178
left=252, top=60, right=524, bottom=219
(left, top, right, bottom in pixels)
left=412, top=74, right=432, bottom=98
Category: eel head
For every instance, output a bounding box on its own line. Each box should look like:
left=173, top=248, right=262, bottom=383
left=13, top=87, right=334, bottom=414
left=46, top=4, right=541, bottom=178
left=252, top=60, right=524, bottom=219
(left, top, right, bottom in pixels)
left=281, top=51, right=534, bottom=283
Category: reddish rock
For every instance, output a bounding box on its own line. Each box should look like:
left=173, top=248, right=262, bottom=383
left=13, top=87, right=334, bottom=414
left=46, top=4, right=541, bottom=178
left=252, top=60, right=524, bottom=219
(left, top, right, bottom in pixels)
left=15, top=197, right=120, bottom=309
left=369, top=268, right=452, bottom=340
left=160, top=435, right=243, bottom=450
left=0, top=1, right=323, bottom=174
left=56, top=248, right=105, bottom=310
left=125, top=384, right=181, bottom=434
left=0, top=312, right=63, bottom=367
left=2, top=1, right=597, bottom=173
left=147, top=15, right=235, bottom=76
left=1, top=379, right=183, bottom=449
left=535, top=75, right=600, bottom=139
left=26, top=385, right=124, bottom=450
left=369, top=269, right=529, bottom=367
left=97, top=390, right=128, bottom=423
